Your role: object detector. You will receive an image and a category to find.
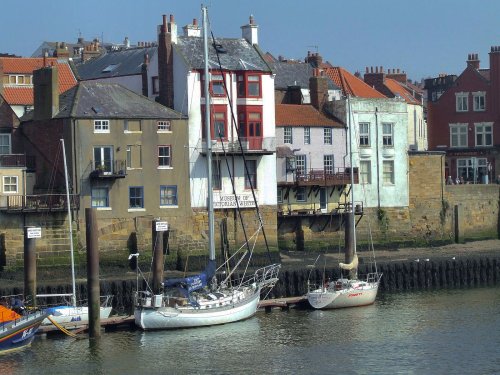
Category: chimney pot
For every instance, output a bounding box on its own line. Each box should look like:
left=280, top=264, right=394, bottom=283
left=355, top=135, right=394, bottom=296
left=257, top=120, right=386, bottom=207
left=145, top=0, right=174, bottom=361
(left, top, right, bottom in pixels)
left=365, top=67, right=369, bottom=73
left=170, top=14, right=174, bottom=23
left=193, top=18, right=198, bottom=26
left=380, top=66, right=383, bottom=73
left=249, top=15, right=254, bottom=25
left=370, top=66, right=373, bottom=73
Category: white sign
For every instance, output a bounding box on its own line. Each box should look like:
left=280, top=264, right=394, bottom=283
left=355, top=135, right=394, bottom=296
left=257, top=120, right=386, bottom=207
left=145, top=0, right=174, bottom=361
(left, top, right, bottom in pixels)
left=27, top=227, right=42, bottom=239
left=155, top=221, right=169, bottom=232
left=213, top=193, right=256, bottom=209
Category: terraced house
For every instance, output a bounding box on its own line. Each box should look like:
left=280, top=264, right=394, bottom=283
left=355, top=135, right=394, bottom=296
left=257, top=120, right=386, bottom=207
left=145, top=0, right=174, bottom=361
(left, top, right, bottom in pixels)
left=156, top=14, right=279, bottom=255
left=14, top=65, right=189, bottom=260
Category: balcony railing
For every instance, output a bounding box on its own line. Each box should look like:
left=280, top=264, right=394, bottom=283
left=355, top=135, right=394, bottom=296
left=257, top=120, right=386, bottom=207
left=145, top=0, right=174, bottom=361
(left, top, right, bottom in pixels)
left=292, top=167, right=359, bottom=186
left=90, top=160, right=127, bottom=180
left=202, top=137, right=276, bottom=155
left=278, top=201, right=364, bottom=216
left=0, top=194, right=80, bottom=212
left=0, top=154, right=36, bottom=169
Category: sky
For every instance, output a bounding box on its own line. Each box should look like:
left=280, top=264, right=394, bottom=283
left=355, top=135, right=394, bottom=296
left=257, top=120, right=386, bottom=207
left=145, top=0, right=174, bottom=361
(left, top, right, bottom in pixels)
left=2, top=0, right=500, bottom=82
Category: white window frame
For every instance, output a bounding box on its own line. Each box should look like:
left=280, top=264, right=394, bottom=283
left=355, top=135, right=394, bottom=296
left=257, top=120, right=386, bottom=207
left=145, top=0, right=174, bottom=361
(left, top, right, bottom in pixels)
left=359, top=123, right=370, bottom=147
left=456, top=92, right=469, bottom=112
left=323, top=127, right=332, bottom=145
left=472, top=91, right=486, bottom=112
left=360, top=160, right=371, bottom=184
left=304, top=127, right=310, bottom=145
left=157, top=120, right=171, bottom=132
left=323, top=155, right=334, bottom=174
left=3, top=176, right=18, bottom=193
left=382, top=160, right=394, bottom=185
left=382, top=123, right=393, bottom=147
left=158, top=145, right=172, bottom=169
left=94, top=119, right=110, bottom=133
left=295, top=154, right=307, bottom=176
left=284, top=127, right=293, bottom=144
left=450, top=123, right=468, bottom=148
left=475, top=122, right=493, bottom=147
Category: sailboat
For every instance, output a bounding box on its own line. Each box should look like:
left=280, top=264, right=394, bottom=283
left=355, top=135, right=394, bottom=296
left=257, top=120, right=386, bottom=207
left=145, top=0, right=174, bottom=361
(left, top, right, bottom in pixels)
left=133, top=5, right=280, bottom=330
left=307, top=96, right=382, bottom=309
left=38, top=139, right=112, bottom=327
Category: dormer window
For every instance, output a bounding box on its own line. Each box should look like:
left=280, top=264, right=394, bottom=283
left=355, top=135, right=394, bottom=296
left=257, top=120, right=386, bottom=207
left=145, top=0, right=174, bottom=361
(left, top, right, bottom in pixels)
left=5, top=75, right=32, bottom=86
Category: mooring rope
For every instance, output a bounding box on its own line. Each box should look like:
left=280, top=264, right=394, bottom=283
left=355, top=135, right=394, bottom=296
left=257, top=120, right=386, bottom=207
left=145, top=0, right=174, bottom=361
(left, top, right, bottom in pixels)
left=46, top=315, right=82, bottom=338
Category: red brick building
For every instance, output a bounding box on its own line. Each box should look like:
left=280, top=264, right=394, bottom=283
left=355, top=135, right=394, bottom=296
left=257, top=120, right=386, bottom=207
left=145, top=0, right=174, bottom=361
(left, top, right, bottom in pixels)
left=427, top=47, right=500, bottom=183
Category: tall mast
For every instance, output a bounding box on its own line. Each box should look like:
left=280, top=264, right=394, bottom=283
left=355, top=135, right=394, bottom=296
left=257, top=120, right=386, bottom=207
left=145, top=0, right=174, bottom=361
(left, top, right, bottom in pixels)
left=202, top=5, right=215, bottom=261
left=61, top=138, right=77, bottom=307
left=347, top=96, right=357, bottom=254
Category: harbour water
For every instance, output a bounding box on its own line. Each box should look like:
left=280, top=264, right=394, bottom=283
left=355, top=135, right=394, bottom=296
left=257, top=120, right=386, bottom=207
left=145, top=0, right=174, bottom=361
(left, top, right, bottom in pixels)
left=3, top=287, right=500, bottom=375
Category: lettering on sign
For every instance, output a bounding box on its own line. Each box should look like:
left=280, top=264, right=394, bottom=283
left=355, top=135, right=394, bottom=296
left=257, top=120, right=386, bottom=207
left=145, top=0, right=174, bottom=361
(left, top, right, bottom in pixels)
left=213, top=194, right=256, bottom=209
left=155, top=221, right=169, bottom=232
left=27, top=227, right=42, bottom=239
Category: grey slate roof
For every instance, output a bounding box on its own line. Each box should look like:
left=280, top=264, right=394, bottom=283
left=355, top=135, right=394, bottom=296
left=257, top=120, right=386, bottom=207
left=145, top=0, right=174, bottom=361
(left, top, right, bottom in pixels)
left=22, top=82, right=185, bottom=121
left=271, top=61, right=339, bottom=90
left=174, top=36, right=271, bottom=72
left=76, top=47, right=157, bottom=80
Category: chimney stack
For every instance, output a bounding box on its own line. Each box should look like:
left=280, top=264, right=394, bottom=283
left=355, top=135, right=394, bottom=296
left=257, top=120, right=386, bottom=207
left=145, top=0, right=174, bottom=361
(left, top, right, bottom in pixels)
left=33, top=65, right=59, bottom=120
left=141, top=53, right=149, bottom=97
left=309, top=69, right=328, bottom=110
left=387, top=67, right=407, bottom=83
left=306, top=52, right=323, bottom=68
left=364, top=66, right=386, bottom=88
left=466, top=53, right=480, bottom=69
left=489, top=46, right=500, bottom=114
left=241, top=15, right=259, bottom=45
left=158, top=14, right=175, bottom=108
left=183, top=18, right=201, bottom=37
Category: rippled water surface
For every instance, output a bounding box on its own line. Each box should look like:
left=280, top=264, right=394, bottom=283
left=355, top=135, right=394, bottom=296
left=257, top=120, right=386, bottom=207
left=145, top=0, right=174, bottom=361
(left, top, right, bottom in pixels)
left=3, top=287, right=500, bottom=375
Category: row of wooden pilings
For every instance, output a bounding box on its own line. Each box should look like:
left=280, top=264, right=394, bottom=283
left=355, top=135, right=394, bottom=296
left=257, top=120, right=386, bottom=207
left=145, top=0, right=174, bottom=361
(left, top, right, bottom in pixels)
left=6, top=255, right=499, bottom=317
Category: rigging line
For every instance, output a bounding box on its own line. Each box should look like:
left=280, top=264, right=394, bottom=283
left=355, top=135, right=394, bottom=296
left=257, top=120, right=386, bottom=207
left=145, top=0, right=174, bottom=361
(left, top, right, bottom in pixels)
left=209, top=29, right=273, bottom=262
left=213, top=126, right=253, bottom=259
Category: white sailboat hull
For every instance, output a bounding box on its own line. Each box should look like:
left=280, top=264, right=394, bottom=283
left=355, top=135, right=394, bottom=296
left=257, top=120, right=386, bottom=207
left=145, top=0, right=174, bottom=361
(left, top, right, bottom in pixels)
left=135, top=288, right=260, bottom=330
left=42, top=306, right=112, bottom=326
left=307, top=275, right=381, bottom=309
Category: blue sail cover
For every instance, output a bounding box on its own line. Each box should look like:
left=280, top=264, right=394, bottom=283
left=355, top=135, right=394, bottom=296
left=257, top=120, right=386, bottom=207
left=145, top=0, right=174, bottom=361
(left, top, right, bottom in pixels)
left=163, top=259, right=217, bottom=293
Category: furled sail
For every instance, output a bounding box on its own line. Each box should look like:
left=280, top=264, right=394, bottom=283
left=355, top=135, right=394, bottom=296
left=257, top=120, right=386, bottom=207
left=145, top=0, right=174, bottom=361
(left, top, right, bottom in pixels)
left=163, top=259, right=216, bottom=293
left=339, top=253, right=358, bottom=271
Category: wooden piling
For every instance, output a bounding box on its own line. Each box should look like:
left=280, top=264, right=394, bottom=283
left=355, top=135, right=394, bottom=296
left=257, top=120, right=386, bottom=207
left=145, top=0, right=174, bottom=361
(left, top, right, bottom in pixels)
left=152, top=219, right=165, bottom=294
left=86, top=208, right=101, bottom=338
left=23, top=226, right=37, bottom=307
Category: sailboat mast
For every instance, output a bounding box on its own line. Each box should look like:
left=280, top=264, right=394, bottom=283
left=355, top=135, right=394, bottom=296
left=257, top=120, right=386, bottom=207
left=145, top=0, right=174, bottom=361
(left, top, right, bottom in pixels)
left=60, top=138, right=77, bottom=307
left=202, top=5, right=215, bottom=261
left=347, top=96, right=357, bottom=253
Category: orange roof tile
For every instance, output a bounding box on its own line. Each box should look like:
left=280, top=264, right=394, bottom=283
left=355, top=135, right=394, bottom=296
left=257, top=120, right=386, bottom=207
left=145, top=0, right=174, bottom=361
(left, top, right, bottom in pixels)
left=323, top=67, right=386, bottom=99
left=0, top=57, right=77, bottom=106
left=3, top=87, right=33, bottom=105
left=384, top=78, right=420, bottom=105
left=275, top=104, right=343, bottom=127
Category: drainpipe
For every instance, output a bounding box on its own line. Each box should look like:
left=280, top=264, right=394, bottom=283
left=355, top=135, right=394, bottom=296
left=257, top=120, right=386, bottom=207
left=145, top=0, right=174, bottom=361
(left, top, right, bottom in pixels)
left=375, top=107, right=380, bottom=210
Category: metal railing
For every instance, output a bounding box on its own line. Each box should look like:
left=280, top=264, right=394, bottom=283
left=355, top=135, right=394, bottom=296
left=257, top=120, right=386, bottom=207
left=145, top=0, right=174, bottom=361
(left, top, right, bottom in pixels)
left=0, top=193, right=79, bottom=211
